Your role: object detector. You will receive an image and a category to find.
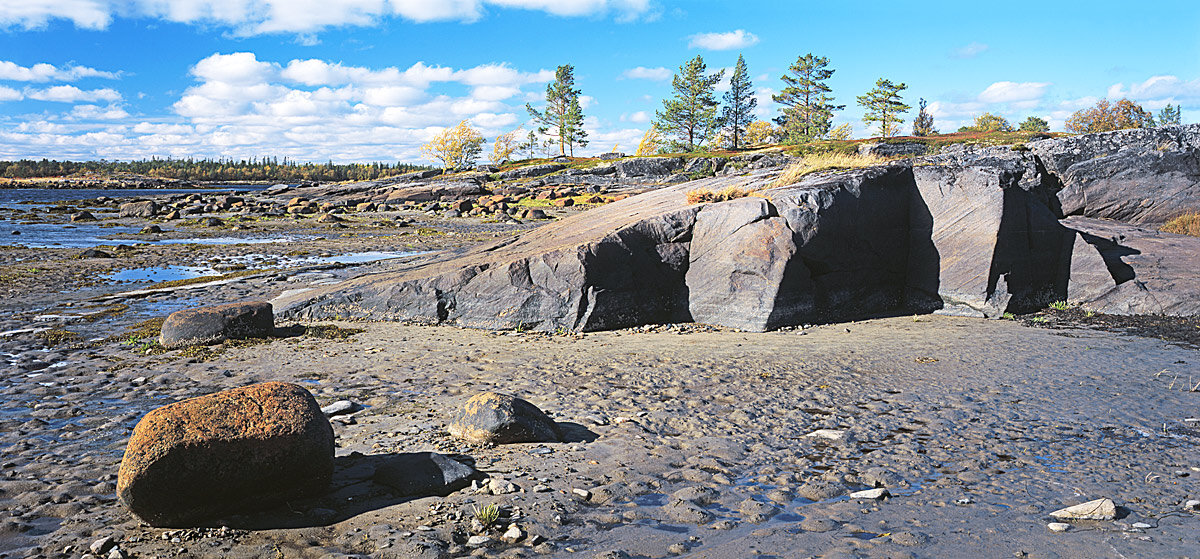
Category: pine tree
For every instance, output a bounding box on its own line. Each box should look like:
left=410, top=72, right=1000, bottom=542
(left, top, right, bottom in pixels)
left=526, top=64, right=584, bottom=156
left=720, top=54, right=757, bottom=149
left=1157, top=104, right=1182, bottom=126
left=655, top=55, right=725, bottom=152
left=565, top=95, right=588, bottom=157
left=856, top=78, right=911, bottom=138
left=1018, top=116, right=1050, bottom=132
left=772, top=53, right=845, bottom=143
left=912, top=98, right=937, bottom=136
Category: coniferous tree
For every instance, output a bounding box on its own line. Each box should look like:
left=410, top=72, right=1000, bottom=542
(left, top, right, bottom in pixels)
left=772, top=53, right=844, bottom=143
left=1018, top=116, right=1050, bottom=132
left=526, top=65, right=584, bottom=156
left=565, top=95, right=588, bottom=156
left=1157, top=104, right=1182, bottom=126
left=912, top=98, right=937, bottom=136
left=857, top=78, right=911, bottom=138
left=655, top=55, right=725, bottom=152
left=720, top=54, right=757, bottom=149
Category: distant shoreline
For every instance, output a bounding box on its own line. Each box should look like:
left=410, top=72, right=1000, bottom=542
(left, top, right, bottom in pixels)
left=0, top=176, right=307, bottom=190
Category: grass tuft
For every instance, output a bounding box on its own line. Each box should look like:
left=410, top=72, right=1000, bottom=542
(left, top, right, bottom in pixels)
left=685, top=186, right=758, bottom=204
left=1162, top=212, right=1200, bottom=237
left=772, top=152, right=888, bottom=187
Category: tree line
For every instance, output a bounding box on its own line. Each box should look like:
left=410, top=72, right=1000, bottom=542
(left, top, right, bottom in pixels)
left=0, top=156, right=430, bottom=182
left=422, top=55, right=1191, bottom=168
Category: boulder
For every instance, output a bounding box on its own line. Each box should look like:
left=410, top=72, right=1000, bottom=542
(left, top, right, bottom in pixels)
left=447, top=392, right=560, bottom=444
left=372, top=452, right=478, bottom=497
left=140, top=225, right=163, bottom=234
left=159, top=301, right=275, bottom=348
left=71, top=211, right=97, bottom=222
left=614, top=156, right=686, bottom=179
left=79, top=248, right=112, bottom=259
left=119, top=201, right=158, bottom=218
left=1030, top=125, right=1200, bottom=223
left=1049, top=498, right=1117, bottom=521
left=117, top=382, right=334, bottom=526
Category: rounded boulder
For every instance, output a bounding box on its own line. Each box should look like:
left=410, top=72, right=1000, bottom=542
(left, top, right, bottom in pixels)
left=448, top=392, right=560, bottom=444
left=159, top=301, right=274, bottom=348
left=117, top=382, right=334, bottom=527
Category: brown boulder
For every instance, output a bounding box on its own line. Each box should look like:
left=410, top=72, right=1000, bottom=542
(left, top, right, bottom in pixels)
left=448, top=392, right=559, bottom=444
left=117, top=382, right=334, bottom=527
left=159, top=301, right=274, bottom=348
left=119, top=200, right=159, bottom=218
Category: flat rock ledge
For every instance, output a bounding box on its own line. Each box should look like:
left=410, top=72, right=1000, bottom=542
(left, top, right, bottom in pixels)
left=279, top=125, right=1200, bottom=332
left=117, top=382, right=334, bottom=527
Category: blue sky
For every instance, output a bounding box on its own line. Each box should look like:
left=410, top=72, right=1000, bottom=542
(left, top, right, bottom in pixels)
left=1, top=0, right=1198, bottom=164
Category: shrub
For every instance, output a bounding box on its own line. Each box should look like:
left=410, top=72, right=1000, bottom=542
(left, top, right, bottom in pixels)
left=772, top=152, right=887, bottom=186
left=1162, top=212, right=1200, bottom=237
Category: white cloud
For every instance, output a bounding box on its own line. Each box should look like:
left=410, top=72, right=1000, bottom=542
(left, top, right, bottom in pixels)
left=0, top=61, right=119, bottom=82
left=688, top=29, right=759, bottom=51
left=621, top=66, right=671, bottom=81
left=951, top=42, right=989, bottom=59
left=192, top=52, right=279, bottom=85
left=621, top=111, right=650, bottom=123
left=0, top=85, right=22, bottom=101
left=1, top=0, right=654, bottom=34
left=977, top=81, right=1051, bottom=104
left=26, top=85, right=122, bottom=103
left=1107, top=75, right=1200, bottom=104
left=69, top=104, right=129, bottom=119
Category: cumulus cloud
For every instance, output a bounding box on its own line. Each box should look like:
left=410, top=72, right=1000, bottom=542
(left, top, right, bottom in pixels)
left=687, top=29, right=759, bottom=51
left=1, top=0, right=655, bottom=34
left=621, top=111, right=650, bottom=123
left=951, top=42, right=989, bottom=59
left=1107, top=75, right=1200, bottom=104
left=69, top=104, right=130, bottom=119
left=26, top=85, right=122, bottom=103
left=621, top=66, right=671, bottom=81
left=0, top=61, right=119, bottom=82
left=977, top=81, right=1051, bottom=104
left=0, top=85, right=22, bottom=102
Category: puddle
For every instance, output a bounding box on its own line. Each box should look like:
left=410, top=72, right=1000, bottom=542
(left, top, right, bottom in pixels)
left=104, top=266, right=223, bottom=284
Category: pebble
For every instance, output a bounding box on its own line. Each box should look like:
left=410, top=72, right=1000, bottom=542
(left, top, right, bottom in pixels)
left=1049, top=498, right=1117, bottom=521
left=90, top=536, right=116, bottom=555
left=500, top=524, right=524, bottom=544
left=1131, top=522, right=1152, bottom=529
left=320, top=400, right=362, bottom=417
left=806, top=429, right=847, bottom=441
left=466, top=535, right=492, bottom=548
left=1185, top=499, right=1200, bottom=510
left=532, top=484, right=552, bottom=493
left=572, top=488, right=592, bottom=500
left=1047, top=523, right=1070, bottom=532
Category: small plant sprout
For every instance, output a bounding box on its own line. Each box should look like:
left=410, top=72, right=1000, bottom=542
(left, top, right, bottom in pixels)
left=476, top=503, right=501, bottom=527
left=1049, top=300, right=1070, bottom=311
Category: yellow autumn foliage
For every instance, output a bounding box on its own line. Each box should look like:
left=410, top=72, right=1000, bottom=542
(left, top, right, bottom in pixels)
left=421, top=120, right=484, bottom=169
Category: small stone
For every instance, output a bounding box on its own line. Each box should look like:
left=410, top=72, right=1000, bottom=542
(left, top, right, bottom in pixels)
left=1131, top=522, right=1152, bottom=529
left=1049, top=498, right=1117, bottom=521
left=667, top=543, right=688, bottom=555
left=805, top=429, right=846, bottom=441
left=850, top=488, right=890, bottom=500
left=572, top=488, right=591, bottom=500
left=466, top=535, right=492, bottom=548
left=1047, top=522, right=1070, bottom=532
left=90, top=536, right=116, bottom=555
left=320, top=400, right=362, bottom=417
left=500, top=524, right=524, bottom=544
left=1185, top=499, right=1200, bottom=510
left=416, top=525, right=434, bottom=531
left=532, top=484, right=551, bottom=493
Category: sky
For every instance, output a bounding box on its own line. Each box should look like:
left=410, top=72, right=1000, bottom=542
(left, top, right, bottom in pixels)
left=1, top=0, right=1199, bottom=165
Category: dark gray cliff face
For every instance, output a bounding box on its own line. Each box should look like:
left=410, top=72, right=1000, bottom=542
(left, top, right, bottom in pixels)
left=279, top=125, right=1200, bottom=331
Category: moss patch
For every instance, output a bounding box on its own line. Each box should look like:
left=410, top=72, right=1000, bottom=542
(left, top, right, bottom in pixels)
left=305, top=324, right=366, bottom=340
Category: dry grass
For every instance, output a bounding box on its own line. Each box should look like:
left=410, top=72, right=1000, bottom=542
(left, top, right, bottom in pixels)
left=685, top=186, right=758, bottom=204
left=1161, top=212, right=1200, bottom=237
left=772, top=152, right=888, bottom=187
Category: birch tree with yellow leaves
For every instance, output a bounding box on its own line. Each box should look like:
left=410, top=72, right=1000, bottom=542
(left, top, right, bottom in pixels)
left=421, top=120, right=484, bottom=169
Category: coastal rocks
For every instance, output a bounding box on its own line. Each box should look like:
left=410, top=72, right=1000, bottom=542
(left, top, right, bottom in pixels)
left=859, top=142, right=929, bottom=158
left=496, top=163, right=565, bottom=180
left=158, top=301, right=275, bottom=348
left=116, top=382, right=334, bottom=526
left=447, top=392, right=560, bottom=444
left=384, top=181, right=486, bottom=203
left=1030, top=125, right=1200, bottom=224
left=372, top=453, right=478, bottom=497
left=614, top=156, right=685, bottom=179
left=118, top=200, right=159, bottom=218
left=71, top=211, right=97, bottom=222
left=1049, top=498, right=1118, bottom=521
left=78, top=249, right=112, bottom=259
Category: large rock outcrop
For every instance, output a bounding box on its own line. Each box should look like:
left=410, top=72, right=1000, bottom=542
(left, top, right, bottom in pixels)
left=279, top=126, right=1200, bottom=330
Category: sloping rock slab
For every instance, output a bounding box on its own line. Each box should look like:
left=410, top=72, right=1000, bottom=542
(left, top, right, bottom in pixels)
left=384, top=180, right=486, bottom=203
left=117, top=382, right=334, bottom=527
left=1063, top=216, right=1200, bottom=316
left=159, top=301, right=274, bottom=348
left=1031, top=124, right=1200, bottom=224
